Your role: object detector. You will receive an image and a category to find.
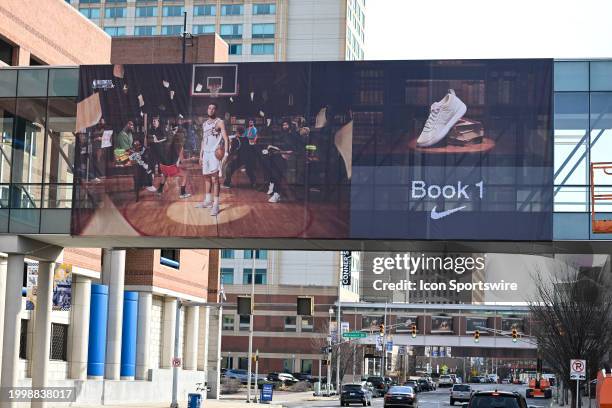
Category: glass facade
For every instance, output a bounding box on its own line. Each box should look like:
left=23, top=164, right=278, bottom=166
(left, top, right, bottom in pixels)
left=0, top=61, right=611, bottom=238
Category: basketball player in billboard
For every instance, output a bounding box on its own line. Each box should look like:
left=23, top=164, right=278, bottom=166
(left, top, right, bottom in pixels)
left=196, top=103, right=229, bottom=216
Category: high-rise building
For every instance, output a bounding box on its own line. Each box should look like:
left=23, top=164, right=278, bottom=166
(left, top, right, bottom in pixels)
left=67, top=0, right=366, bottom=62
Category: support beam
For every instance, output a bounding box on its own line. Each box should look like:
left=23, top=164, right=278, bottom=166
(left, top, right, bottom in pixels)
left=68, top=275, right=91, bottom=380
left=31, top=262, right=53, bottom=408
left=184, top=305, right=199, bottom=371
left=102, top=249, right=125, bottom=380
left=135, top=292, right=152, bottom=380
left=161, top=297, right=177, bottom=369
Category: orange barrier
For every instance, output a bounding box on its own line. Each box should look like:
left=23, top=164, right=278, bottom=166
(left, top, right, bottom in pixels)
left=597, top=371, right=612, bottom=408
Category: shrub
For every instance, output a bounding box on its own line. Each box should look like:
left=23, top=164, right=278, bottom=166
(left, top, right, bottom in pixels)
left=221, top=378, right=241, bottom=394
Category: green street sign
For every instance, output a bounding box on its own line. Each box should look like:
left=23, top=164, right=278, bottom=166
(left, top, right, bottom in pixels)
left=343, top=331, right=367, bottom=338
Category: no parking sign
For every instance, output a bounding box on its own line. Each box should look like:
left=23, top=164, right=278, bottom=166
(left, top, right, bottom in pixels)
left=570, top=359, right=586, bottom=380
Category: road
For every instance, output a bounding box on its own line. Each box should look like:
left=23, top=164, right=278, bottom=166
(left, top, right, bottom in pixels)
left=284, top=383, right=555, bottom=408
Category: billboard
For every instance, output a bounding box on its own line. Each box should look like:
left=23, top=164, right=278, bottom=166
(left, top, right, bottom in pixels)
left=431, top=316, right=453, bottom=333
left=73, top=60, right=553, bottom=240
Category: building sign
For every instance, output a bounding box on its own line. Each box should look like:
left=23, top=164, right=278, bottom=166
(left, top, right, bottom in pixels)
left=465, top=317, right=488, bottom=333
left=341, top=251, right=351, bottom=286
left=74, top=60, right=552, bottom=241
left=431, top=316, right=453, bottom=333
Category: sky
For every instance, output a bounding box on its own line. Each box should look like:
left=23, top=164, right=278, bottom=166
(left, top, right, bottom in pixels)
left=365, top=0, right=612, bottom=60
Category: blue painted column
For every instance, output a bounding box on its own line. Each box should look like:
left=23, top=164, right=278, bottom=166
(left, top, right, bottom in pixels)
left=120, top=291, right=138, bottom=379
left=87, top=284, right=109, bottom=379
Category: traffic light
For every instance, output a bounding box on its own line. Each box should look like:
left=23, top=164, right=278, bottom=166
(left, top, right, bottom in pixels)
left=474, top=330, right=480, bottom=343
left=411, top=324, right=417, bottom=338
left=512, top=329, right=518, bottom=342
left=379, top=324, right=385, bottom=337
left=237, top=296, right=253, bottom=315
left=297, top=296, right=314, bottom=316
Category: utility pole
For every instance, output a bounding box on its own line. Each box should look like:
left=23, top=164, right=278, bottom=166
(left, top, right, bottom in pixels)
left=170, top=301, right=182, bottom=408
left=382, top=303, right=387, bottom=378
left=181, top=11, right=187, bottom=63
left=328, top=308, right=333, bottom=396
left=336, top=272, right=342, bottom=391
left=246, top=252, right=256, bottom=403
left=254, top=350, right=259, bottom=403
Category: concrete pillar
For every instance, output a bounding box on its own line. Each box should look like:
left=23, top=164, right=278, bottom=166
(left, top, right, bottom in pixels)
left=198, top=306, right=210, bottom=401
left=68, top=275, right=91, bottom=380
left=135, top=292, right=152, bottom=380
left=31, top=261, right=53, bottom=408
left=207, top=306, right=222, bottom=399
left=0, top=257, right=7, bottom=386
left=102, top=249, right=125, bottom=380
left=161, top=297, right=177, bottom=369
left=0, top=254, right=24, bottom=408
left=184, top=306, right=199, bottom=371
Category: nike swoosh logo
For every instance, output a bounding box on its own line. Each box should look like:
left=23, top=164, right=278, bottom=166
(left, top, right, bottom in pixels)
left=430, top=205, right=467, bottom=220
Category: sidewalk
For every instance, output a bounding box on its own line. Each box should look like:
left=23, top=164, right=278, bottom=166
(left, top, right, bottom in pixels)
left=220, top=390, right=339, bottom=405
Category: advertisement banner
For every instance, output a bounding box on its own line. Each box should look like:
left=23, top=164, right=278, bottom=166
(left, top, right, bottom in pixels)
left=395, top=315, right=418, bottom=333
left=362, top=315, right=383, bottom=331
left=53, top=263, right=72, bottom=311
left=465, top=317, right=488, bottom=333
left=73, top=60, right=553, bottom=240
left=25, top=262, right=38, bottom=311
left=431, top=316, right=453, bottom=333
left=501, top=318, right=524, bottom=333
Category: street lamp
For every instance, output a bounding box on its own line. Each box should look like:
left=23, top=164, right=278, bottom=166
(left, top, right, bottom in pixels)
left=328, top=307, right=333, bottom=396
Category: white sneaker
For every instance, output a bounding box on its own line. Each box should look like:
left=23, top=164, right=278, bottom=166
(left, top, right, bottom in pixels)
left=210, top=204, right=220, bottom=216
left=417, top=89, right=467, bottom=147
left=179, top=193, right=192, bottom=199
left=268, top=193, right=281, bottom=203
left=146, top=186, right=157, bottom=192
left=195, top=200, right=212, bottom=208
left=267, top=182, right=275, bottom=195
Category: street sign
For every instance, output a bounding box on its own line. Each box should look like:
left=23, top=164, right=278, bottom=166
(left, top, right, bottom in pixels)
left=171, top=357, right=182, bottom=368
left=343, top=331, right=367, bottom=338
left=570, top=359, right=587, bottom=380
left=386, top=341, right=393, bottom=352
left=376, top=336, right=383, bottom=351
left=398, top=346, right=406, bottom=355
left=341, top=321, right=350, bottom=334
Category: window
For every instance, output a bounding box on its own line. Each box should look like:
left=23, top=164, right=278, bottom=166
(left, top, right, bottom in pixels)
left=161, top=25, right=183, bottom=35
left=136, top=6, right=157, bottom=17
left=284, top=316, right=296, bottom=332
left=238, top=357, right=249, bottom=370
left=253, top=3, right=275, bottom=14
left=222, top=356, right=233, bottom=369
left=251, top=43, right=274, bottom=55
left=104, top=26, right=126, bottom=36
left=19, top=319, right=27, bottom=359
left=242, top=268, right=267, bottom=284
left=134, top=26, right=156, bottom=36
left=220, top=24, right=242, bottom=39
left=194, top=4, right=216, bottom=16
left=229, top=44, right=242, bottom=55
left=105, top=7, right=126, bottom=18
left=160, top=249, right=180, bottom=268
left=221, top=249, right=234, bottom=258
left=283, top=359, right=293, bottom=372
left=105, top=0, right=126, bottom=2
left=221, top=267, right=234, bottom=285
left=301, top=359, right=313, bottom=374
left=221, top=4, right=243, bottom=15
left=79, top=7, right=100, bottom=19
left=239, top=315, right=250, bottom=331
left=50, top=323, right=68, bottom=361
left=244, top=249, right=267, bottom=259
left=301, top=316, right=313, bottom=332
left=79, top=0, right=100, bottom=3
left=193, top=24, right=215, bottom=35
left=222, top=315, right=235, bottom=330
left=252, top=23, right=274, bottom=39
left=163, top=6, right=185, bottom=17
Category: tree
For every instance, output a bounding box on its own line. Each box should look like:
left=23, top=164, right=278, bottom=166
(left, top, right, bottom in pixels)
left=528, top=263, right=612, bottom=408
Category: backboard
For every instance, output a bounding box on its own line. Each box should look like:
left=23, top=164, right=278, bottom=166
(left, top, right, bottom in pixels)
left=191, top=64, right=238, bottom=97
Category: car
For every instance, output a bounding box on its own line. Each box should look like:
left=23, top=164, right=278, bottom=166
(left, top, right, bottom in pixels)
left=418, top=378, right=432, bottom=391
left=502, top=379, right=511, bottom=384
left=426, top=377, right=437, bottom=390
left=384, top=385, right=417, bottom=408
left=465, top=390, right=528, bottom=408
left=267, top=372, right=298, bottom=385
left=439, top=375, right=454, bottom=387
left=450, top=384, right=472, bottom=405
left=471, top=376, right=484, bottom=384
left=456, top=377, right=463, bottom=384
left=292, top=372, right=315, bottom=383
left=340, top=383, right=373, bottom=406
left=225, top=369, right=261, bottom=384
left=367, top=376, right=389, bottom=397
left=404, top=380, right=421, bottom=393
left=450, top=374, right=458, bottom=384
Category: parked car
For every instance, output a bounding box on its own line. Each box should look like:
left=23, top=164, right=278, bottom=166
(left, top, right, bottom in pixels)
left=267, top=372, right=298, bottom=385
left=292, top=372, right=315, bottom=383
left=450, top=384, right=472, bottom=405
left=456, top=377, right=463, bottom=384
left=450, top=374, right=458, bottom=384
left=341, top=383, right=373, bottom=407
left=367, top=376, right=389, bottom=397
left=466, top=390, right=527, bottom=408
left=426, top=377, right=437, bottom=390
left=384, top=385, right=417, bottom=408
left=471, top=376, right=484, bottom=384
left=502, top=378, right=511, bottom=384
left=439, top=375, right=454, bottom=387
left=404, top=380, right=421, bottom=393
left=225, top=369, right=261, bottom=384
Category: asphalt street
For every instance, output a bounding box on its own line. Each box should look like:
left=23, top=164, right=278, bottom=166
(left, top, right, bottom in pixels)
left=284, top=383, right=555, bottom=408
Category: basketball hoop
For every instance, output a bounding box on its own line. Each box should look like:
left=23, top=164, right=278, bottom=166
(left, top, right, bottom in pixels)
left=207, top=76, right=223, bottom=98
